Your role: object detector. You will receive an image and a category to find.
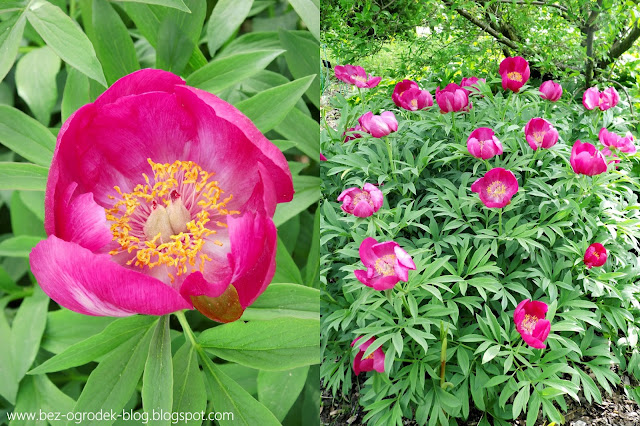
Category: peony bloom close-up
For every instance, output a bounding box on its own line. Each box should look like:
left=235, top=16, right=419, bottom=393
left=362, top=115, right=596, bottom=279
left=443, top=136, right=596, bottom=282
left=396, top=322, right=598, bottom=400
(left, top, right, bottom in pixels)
left=467, top=127, right=503, bottom=160
left=514, top=299, right=551, bottom=349
left=498, top=56, right=530, bottom=92
left=460, top=76, right=485, bottom=95
left=471, top=168, right=519, bottom=208
left=583, top=87, right=600, bottom=110
left=584, top=243, right=608, bottom=268
left=351, top=337, right=385, bottom=375
left=334, top=64, right=382, bottom=88
left=354, top=237, right=416, bottom=291
left=29, top=69, right=294, bottom=323
left=539, top=80, right=562, bottom=102
left=524, top=118, right=559, bottom=150
left=570, top=140, right=607, bottom=176
left=599, top=128, right=637, bottom=160
left=395, top=86, right=433, bottom=111
left=435, top=83, right=471, bottom=113
left=358, top=111, right=398, bottom=138
left=392, top=79, right=419, bottom=106
left=337, top=183, right=383, bottom=218
left=599, top=87, right=620, bottom=111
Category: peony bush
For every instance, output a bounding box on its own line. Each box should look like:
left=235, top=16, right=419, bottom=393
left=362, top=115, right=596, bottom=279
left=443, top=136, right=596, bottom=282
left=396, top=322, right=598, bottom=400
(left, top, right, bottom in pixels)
left=321, top=59, right=640, bottom=425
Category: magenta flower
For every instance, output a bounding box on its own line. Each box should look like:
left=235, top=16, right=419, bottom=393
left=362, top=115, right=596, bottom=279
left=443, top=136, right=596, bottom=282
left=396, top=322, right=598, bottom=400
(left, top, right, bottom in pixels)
left=29, top=69, right=293, bottom=323
left=343, top=125, right=365, bottom=143
left=599, top=128, right=636, bottom=153
left=435, top=83, right=471, bottom=113
left=351, top=337, right=385, bottom=375
left=539, top=80, right=562, bottom=102
left=499, top=56, right=530, bottom=92
left=584, top=243, right=607, bottom=268
left=460, top=76, right=485, bottom=95
left=599, top=87, right=620, bottom=111
left=583, top=87, right=600, bottom=110
left=514, top=299, right=551, bottom=349
left=524, top=118, right=559, bottom=150
left=570, top=140, right=607, bottom=176
left=358, top=111, right=398, bottom=138
left=354, top=237, right=416, bottom=291
left=392, top=79, right=419, bottom=106
left=396, top=87, right=433, bottom=111
left=471, top=168, right=519, bottom=208
left=337, top=184, right=383, bottom=217
left=467, top=127, right=503, bottom=160
left=334, top=64, right=381, bottom=88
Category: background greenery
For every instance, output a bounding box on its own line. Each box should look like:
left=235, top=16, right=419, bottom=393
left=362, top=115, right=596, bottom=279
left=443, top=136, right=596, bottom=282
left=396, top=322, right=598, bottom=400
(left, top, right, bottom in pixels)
left=0, top=0, right=321, bottom=425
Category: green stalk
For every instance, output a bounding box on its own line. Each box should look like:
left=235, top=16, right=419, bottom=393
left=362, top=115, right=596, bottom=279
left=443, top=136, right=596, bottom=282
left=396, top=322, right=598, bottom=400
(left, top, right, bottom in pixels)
left=385, top=137, right=396, bottom=180
left=174, top=310, right=199, bottom=349
left=498, top=208, right=503, bottom=236
left=440, top=322, right=449, bottom=388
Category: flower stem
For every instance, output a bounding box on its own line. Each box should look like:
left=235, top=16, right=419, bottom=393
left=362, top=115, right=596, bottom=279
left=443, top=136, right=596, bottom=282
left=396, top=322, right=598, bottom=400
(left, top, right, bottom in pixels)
left=482, top=159, right=491, bottom=172
left=385, top=137, right=396, bottom=180
left=174, top=310, right=199, bottom=349
left=498, top=208, right=503, bottom=236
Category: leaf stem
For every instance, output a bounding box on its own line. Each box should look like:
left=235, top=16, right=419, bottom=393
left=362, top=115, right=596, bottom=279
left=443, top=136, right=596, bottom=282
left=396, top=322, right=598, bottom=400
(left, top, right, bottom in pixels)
left=174, top=310, right=199, bottom=349
left=498, top=208, right=503, bottom=236
left=385, top=137, right=396, bottom=180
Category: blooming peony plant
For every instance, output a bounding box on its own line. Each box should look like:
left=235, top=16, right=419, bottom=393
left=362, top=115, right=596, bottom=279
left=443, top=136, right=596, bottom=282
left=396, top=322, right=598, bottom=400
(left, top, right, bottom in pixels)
left=358, top=111, right=398, bottom=138
left=513, top=299, right=551, bottom=349
left=467, top=127, right=503, bottom=159
left=583, top=87, right=600, bottom=110
left=334, top=64, right=382, bottom=88
left=435, top=83, right=470, bottom=113
left=584, top=242, right=608, bottom=268
left=570, top=140, right=607, bottom=176
left=524, top=117, right=559, bottom=150
left=29, top=69, right=294, bottom=323
left=351, top=337, right=385, bottom=375
left=539, top=80, right=562, bottom=102
left=392, top=79, right=419, bottom=106
left=460, top=76, right=485, bottom=95
left=337, top=184, right=384, bottom=217
left=599, top=87, right=620, bottom=110
left=471, top=167, right=519, bottom=208
left=498, top=56, right=530, bottom=92
left=354, top=237, right=415, bottom=290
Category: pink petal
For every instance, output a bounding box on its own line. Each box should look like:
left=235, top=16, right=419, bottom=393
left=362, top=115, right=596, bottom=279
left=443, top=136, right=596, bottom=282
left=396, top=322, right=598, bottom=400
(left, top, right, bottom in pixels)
left=359, top=237, right=379, bottom=267
left=58, top=190, right=113, bottom=252
left=352, top=201, right=374, bottom=217
left=30, top=236, right=192, bottom=316
left=94, top=69, right=185, bottom=107
left=371, top=241, right=398, bottom=257
left=394, top=246, right=416, bottom=269
left=367, top=274, right=399, bottom=290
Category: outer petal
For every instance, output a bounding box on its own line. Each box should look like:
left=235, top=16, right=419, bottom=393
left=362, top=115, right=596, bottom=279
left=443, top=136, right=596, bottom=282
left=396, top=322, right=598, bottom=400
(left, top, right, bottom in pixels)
left=373, top=348, right=386, bottom=372
left=365, top=76, right=382, bottom=88
left=58, top=191, right=113, bottom=251
left=359, top=237, right=379, bottom=267
left=394, top=246, right=415, bottom=269
left=352, top=201, right=374, bottom=217
left=521, top=332, right=546, bottom=349
left=532, top=319, right=551, bottom=343
left=30, top=236, right=192, bottom=316
left=352, top=352, right=363, bottom=375
left=363, top=183, right=383, bottom=211
left=354, top=269, right=371, bottom=286
left=367, top=274, right=399, bottom=291
left=371, top=241, right=399, bottom=257
left=93, top=68, right=185, bottom=107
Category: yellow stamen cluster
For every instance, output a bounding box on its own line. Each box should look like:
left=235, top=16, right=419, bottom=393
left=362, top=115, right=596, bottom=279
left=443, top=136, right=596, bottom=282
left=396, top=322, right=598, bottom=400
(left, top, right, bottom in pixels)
left=374, top=254, right=397, bottom=276
left=487, top=181, right=506, bottom=197
left=521, top=314, right=539, bottom=334
left=105, top=159, right=238, bottom=281
left=533, top=131, right=545, bottom=143
left=507, top=72, right=523, bottom=82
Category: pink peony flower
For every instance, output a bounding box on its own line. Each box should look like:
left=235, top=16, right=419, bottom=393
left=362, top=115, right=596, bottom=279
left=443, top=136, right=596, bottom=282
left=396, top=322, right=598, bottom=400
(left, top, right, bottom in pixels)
left=599, top=128, right=636, bottom=154
left=570, top=140, right=607, bottom=176
left=343, top=125, right=365, bottom=143
left=539, top=80, right=562, bottom=102
left=524, top=118, right=559, bottom=150
left=599, top=87, right=620, bottom=111
left=467, top=127, right=503, bottom=160
left=396, top=87, right=433, bottom=111
left=584, top=243, right=607, bottom=268
left=514, top=299, right=551, bottom=349
left=471, top=168, right=519, bottom=208
left=337, top=183, right=383, bottom=217
left=358, top=111, right=398, bottom=138
left=354, top=237, right=416, bottom=291
left=334, top=64, right=381, bottom=88
left=583, top=87, right=600, bottom=110
left=499, top=56, right=530, bottom=93
left=392, top=79, right=420, bottom=106
left=351, top=337, right=385, bottom=375
left=29, top=69, right=294, bottom=323
left=435, top=83, right=471, bottom=113
left=460, top=76, right=485, bottom=95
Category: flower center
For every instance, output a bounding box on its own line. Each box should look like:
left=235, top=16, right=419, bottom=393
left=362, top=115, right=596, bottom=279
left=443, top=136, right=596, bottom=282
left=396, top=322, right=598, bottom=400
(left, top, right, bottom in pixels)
left=352, top=191, right=373, bottom=207
left=353, top=75, right=367, bottom=83
left=105, top=159, right=239, bottom=282
left=363, top=353, right=375, bottom=360
left=507, top=72, right=522, bottom=82
left=486, top=180, right=506, bottom=198
left=410, top=99, right=418, bottom=108
left=374, top=254, right=396, bottom=276
left=533, top=131, right=545, bottom=144
left=592, top=251, right=600, bottom=259
left=521, top=314, right=539, bottom=334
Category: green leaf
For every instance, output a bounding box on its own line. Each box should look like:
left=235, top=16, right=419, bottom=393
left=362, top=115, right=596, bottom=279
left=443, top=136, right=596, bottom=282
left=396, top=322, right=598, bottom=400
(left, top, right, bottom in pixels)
left=199, top=355, right=280, bottom=426
left=10, top=191, right=45, bottom=238
left=288, top=0, right=319, bottom=41
left=0, top=14, right=26, bottom=83
left=304, top=208, right=320, bottom=287
left=83, top=0, right=139, bottom=86
left=26, top=0, right=106, bottom=86
left=116, top=0, right=190, bottom=12
left=41, top=310, right=115, bottom=355
left=278, top=30, right=319, bottom=108
left=235, top=75, right=315, bottom=133
left=15, top=46, right=60, bottom=125
left=206, top=0, right=254, bottom=56
left=274, top=107, right=320, bottom=161
left=156, top=19, right=194, bottom=75
left=0, top=235, right=43, bottom=258
left=19, top=191, right=45, bottom=222
left=186, top=49, right=284, bottom=94
left=30, top=315, right=157, bottom=374
left=481, top=344, right=501, bottom=364
left=241, top=283, right=319, bottom=320
left=61, top=67, right=90, bottom=122
left=0, top=162, right=48, bottom=191
left=199, top=318, right=319, bottom=371
left=0, top=106, right=56, bottom=167
left=11, top=286, right=49, bottom=383
left=72, top=321, right=156, bottom=423
left=12, top=374, right=75, bottom=426
left=257, top=366, right=309, bottom=421
left=142, top=316, right=173, bottom=426
left=172, top=342, right=206, bottom=426
left=273, top=237, right=303, bottom=284
left=273, top=175, right=320, bottom=226
left=0, top=301, right=18, bottom=404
